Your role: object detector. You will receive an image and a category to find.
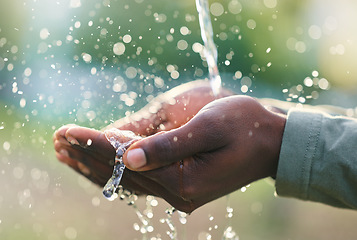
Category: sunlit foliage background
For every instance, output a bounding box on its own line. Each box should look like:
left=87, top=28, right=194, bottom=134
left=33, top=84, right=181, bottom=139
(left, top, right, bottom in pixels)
left=1, top=0, right=357, bottom=239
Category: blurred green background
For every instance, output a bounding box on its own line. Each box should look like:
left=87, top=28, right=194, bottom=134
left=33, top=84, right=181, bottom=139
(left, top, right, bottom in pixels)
left=1, top=0, right=357, bottom=239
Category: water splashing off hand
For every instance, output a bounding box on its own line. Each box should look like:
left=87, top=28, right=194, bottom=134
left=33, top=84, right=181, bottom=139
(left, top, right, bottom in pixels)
left=102, top=128, right=142, bottom=201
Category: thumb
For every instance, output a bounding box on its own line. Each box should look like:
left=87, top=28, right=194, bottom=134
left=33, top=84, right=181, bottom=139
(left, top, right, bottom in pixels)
left=122, top=116, right=227, bottom=171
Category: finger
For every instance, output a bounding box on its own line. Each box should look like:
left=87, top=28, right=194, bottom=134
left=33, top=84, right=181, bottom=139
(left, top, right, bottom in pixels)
left=139, top=161, right=183, bottom=198
left=55, top=150, right=79, bottom=169
left=122, top=114, right=228, bottom=171
left=55, top=140, right=113, bottom=177
left=54, top=138, right=111, bottom=175
left=54, top=136, right=72, bottom=148
left=55, top=139, right=155, bottom=193
left=53, top=124, right=78, bottom=141
left=65, top=126, right=115, bottom=156
left=55, top=149, right=103, bottom=184
left=120, top=170, right=158, bottom=196
left=56, top=126, right=117, bottom=168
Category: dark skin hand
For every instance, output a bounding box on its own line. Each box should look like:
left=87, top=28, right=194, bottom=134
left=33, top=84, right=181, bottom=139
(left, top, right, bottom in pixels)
left=53, top=81, right=286, bottom=213
left=54, top=80, right=231, bottom=186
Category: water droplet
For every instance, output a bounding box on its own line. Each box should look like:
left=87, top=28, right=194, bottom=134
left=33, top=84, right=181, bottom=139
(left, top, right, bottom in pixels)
left=125, top=67, right=137, bottom=79
left=150, top=199, right=158, bottom=207
left=3, top=141, right=10, bottom=151
left=318, top=78, right=329, bottom=90
left=90, top=67, right=97, bottom=75
left=263, top=0, right=277, bottom=8
left=123, top=34, right=132, bottom=43
left=64, top=227, right=77, bottom=239
left=241, top=85, right=248, bottom=93
left=39, top=28, right=50, bottom=40
left=19, top=98, right=26, bottom=108
left=13, top=167, right=24, bottom=179
left=198, top=231, right=211, bottom=240
left=228, top=0, right=242, bottom=14
left=70, top=0, right=81, bottom=8
left=192, top=42, right=203, bottom=53
left=180, top=26, right=190, bottom=35
left=308, top=25, right=322, bottom=40
left=177, top=39, right=188, bottom=50
left=82, top=53, right=92, bottom=63
left=170, top=70, right=179, bottom=79
left=210, top=2, right=224, bottom=17
left=295, top=41, right=306, bottom=53
left=100, top=28, right=108, bottom=36
left=18, top=188, right=33, bottom=209
left=247, top=19, right=256, bottom=30
left=7, top=63, right=14, bottom=71
left=133, top=223, right=140, bottom=231
left=24, top=67, right=32, bottom=77
left=86, top=111, right=96, bottom=121
left=147, top=225, right=154, bottom=232
left=113, top=42, right=125, bottom=55
left=74, top=21, right=81, bottom=28
left=222, top=226, right=239, bottom=240
left=154, top=13, right=167, bottom=23
left=178, top=211, right=187, bottom=224
left=10, top=45, right=18, bottom=54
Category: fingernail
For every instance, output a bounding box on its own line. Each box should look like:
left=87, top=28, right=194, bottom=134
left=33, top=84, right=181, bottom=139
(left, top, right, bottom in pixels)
left=67, top=136, right=79, bottom=145
left=59, top=149, right=69, bottom=157
left=77, top=162, right=91, bottom=176
left=126, top=148, right=146, bottom=169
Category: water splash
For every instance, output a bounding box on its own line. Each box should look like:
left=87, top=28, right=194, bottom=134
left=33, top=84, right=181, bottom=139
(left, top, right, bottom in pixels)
left=101, top=2, right=235, bottom=239
left=102, top=128, right=142, bottom=200
left=196, top=0, right=222, bottom=96
left=222, top=226, right=239, bottom=240
left=102, top=129, right=160, bottom=238
left=161, top=207, right=177, bottom=239
left=222, top=196, right=239, bottom=240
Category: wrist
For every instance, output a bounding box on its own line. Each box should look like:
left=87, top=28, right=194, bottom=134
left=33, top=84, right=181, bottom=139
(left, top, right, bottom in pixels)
left=266, top=111, right=286, bottom=178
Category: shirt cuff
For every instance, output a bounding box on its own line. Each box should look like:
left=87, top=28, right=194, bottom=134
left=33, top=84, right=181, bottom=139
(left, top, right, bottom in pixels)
left=275, top=108, right=323, bottom=200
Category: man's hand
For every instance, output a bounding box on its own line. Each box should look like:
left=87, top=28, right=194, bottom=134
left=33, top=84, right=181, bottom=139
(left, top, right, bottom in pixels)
left=53, top=81, right=286, bottom=213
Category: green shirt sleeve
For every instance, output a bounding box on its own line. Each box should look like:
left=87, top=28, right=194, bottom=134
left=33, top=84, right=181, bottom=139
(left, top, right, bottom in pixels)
left=275, top=108, right=357, bottom=209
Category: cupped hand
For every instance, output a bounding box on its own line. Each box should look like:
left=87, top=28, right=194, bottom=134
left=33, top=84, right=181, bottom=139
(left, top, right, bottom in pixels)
left=53, top=80, right=232, bottom=204
left=54, top=81, right=286, bottom=213
left=122, top=95, right=286, bottom=212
